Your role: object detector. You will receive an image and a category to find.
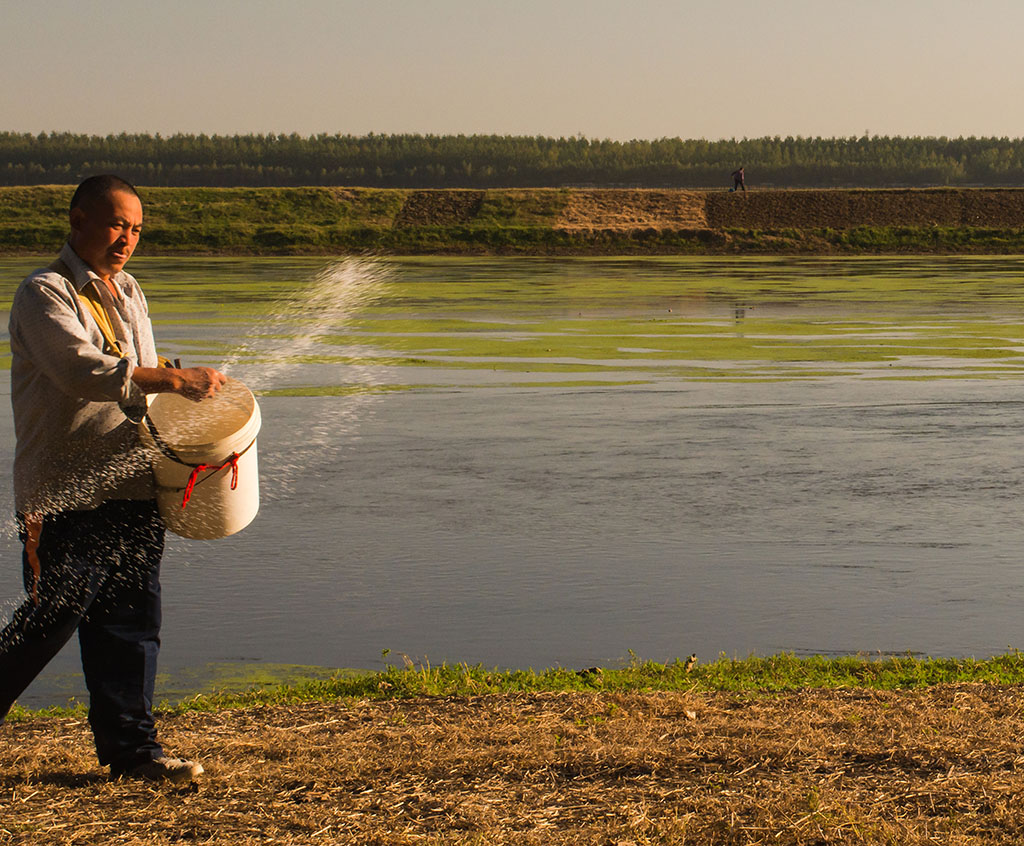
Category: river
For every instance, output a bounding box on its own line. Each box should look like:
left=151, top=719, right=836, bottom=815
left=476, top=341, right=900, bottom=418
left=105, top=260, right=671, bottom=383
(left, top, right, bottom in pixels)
left=1, top=255, right=1024, bottom=707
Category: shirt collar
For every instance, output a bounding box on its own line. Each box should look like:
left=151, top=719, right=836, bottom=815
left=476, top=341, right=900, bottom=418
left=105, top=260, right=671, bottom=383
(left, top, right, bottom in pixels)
left=59, top=242, right=132, bottom=297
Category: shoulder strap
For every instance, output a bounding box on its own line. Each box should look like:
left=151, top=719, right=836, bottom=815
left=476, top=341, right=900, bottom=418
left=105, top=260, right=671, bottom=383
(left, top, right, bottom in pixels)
left=48, top=259, right=125, bottom=358
left=78, top=285, right=125, bottom=358
left=48, top=258, right=175, bottom=368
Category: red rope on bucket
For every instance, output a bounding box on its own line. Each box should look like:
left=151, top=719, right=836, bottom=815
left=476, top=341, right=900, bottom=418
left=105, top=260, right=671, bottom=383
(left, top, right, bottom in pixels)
left=181, top=451, right=241, bottom=509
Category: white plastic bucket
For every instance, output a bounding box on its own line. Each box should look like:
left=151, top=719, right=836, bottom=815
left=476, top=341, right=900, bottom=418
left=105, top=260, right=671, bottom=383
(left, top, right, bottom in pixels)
left=139, top=377, right=261, bottom=539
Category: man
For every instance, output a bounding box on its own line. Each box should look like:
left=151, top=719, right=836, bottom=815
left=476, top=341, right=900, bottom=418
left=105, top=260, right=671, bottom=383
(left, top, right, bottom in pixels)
left=0, top=175, right=225, bottom=782
left=731, top=166, right=746, bottom=192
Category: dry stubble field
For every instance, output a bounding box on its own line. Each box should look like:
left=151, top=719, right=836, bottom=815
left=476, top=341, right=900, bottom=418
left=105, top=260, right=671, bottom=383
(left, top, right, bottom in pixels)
left=4, top=684, right=1024, bottom=844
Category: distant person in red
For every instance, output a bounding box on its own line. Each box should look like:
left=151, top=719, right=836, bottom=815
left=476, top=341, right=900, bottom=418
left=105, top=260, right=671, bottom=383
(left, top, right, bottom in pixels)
left=731, top=167, right=746, bottom=192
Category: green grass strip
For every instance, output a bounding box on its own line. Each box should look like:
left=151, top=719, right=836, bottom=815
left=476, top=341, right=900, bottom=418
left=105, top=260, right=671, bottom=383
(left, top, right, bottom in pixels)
left=9, top=652, right=1024, bottom=721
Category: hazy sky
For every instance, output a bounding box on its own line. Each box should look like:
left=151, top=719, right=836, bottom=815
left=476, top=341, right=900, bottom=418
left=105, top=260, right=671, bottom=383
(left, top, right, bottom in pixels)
left=4, top=0, right=1023, bottom=140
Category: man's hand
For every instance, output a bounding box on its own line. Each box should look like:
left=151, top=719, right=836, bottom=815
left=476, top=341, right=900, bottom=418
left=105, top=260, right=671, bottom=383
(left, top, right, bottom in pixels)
left=175, top=367, right=227, bottom=402
left=132, top=366, right=227, bottom=402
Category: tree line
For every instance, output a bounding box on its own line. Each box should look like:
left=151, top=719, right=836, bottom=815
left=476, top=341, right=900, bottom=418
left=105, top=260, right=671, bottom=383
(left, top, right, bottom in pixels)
left=2, top=132, right=1023, bottom=188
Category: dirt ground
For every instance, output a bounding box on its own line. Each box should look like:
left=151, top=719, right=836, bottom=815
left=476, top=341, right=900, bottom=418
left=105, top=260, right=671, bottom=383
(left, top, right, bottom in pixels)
left=4, top=684, right=1024, bottom=844
left=393, top=191, right=486, bottom=227
left=704, top=188, right=1024, bottom=230
left=556, top=190, right=707, bottom=231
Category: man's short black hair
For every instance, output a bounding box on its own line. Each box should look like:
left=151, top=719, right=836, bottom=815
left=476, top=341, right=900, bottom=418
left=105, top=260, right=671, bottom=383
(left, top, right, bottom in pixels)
left=69, top=175, right=140, bottom=213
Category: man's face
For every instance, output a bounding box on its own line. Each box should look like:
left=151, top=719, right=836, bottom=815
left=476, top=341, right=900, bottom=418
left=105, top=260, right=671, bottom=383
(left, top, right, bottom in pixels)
left=69, top=190, right=143, bottom=282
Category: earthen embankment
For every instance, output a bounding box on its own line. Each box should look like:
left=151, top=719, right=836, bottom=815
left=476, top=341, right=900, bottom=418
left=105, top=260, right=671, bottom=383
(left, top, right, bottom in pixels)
left=387, top=187, right=1024, bottom=232
left=4, top=186, right=1024, bottom=255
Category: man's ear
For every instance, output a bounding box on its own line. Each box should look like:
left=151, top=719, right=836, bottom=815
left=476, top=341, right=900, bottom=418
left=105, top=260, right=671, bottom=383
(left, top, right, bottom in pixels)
left=69, top=206, right=85, bottom=233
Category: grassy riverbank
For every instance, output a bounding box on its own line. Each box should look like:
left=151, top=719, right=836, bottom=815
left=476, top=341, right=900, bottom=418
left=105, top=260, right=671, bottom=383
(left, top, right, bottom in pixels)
left=5, top=186, right=1024, bottom=256
left=11, top=652, right=1024, bottom=721
left=5, top=655, right=1024, bottom=844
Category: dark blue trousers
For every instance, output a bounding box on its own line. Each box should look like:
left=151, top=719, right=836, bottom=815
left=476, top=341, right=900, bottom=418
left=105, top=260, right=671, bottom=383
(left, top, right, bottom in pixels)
left=0, top=499, right=165, bottom=770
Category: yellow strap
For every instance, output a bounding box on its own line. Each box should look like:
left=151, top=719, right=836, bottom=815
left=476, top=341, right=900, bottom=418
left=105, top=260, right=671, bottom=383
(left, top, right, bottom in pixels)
left=49, top=258, right=124, bottom=358
left=50, top=258, right=174, bottom=367
left=78, top=283, right=125, bottom=358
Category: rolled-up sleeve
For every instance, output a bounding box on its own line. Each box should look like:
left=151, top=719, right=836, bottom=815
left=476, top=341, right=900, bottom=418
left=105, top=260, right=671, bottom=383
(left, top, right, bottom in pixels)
left=9, top=276, right=138, bottom=406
